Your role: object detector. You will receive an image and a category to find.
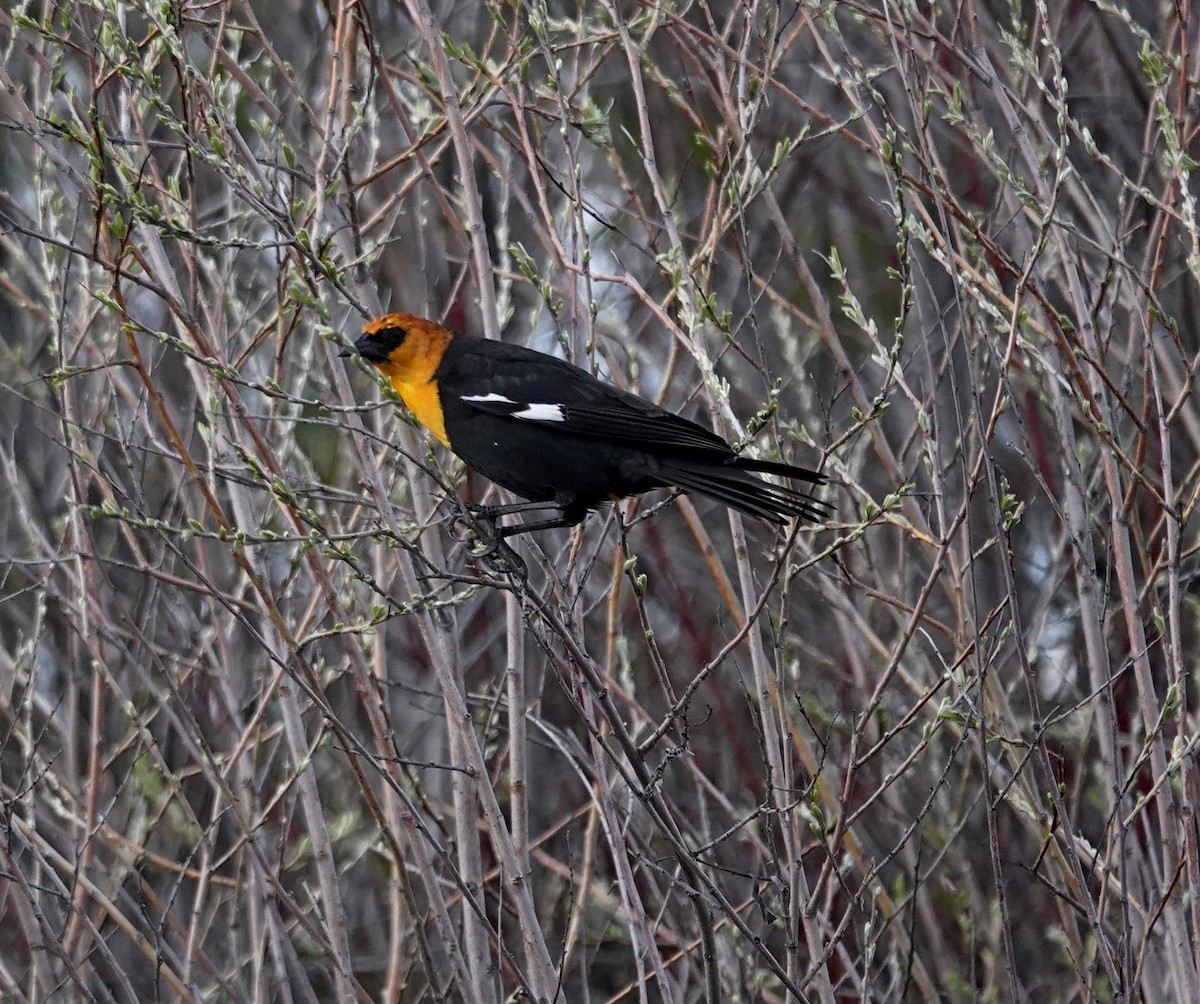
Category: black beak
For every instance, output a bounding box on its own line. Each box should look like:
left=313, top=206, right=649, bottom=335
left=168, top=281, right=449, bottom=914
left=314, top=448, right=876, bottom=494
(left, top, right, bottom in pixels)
left=339, top=334, right=364, bottom=359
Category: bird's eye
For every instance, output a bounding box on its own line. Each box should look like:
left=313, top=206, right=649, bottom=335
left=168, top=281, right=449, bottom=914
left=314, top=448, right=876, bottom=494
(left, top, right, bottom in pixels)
left=367, top=324, right=407, bottom=353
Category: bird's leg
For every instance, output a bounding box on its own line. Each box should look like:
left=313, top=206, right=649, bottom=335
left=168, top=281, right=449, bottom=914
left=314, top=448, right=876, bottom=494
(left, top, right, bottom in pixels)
left=465, top=499, right=562, bottom=519
left=495, top=501, right=589, bottom=538
left=495, top=513, right=582, bottom=537
left=463, top=498, right=589, bottom=538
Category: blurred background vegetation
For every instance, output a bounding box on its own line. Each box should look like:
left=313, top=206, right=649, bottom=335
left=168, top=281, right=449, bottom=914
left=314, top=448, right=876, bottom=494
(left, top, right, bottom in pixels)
left=2, top=1, right=1198, bottom=1001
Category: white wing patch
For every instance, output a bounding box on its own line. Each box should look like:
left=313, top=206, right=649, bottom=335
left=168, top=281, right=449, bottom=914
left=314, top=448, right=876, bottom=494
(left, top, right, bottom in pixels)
left=461, top=394, right=567, bottom=423
left=512, top=403, right=566, bottom=422
left=461, top=393, right=516, bottom=404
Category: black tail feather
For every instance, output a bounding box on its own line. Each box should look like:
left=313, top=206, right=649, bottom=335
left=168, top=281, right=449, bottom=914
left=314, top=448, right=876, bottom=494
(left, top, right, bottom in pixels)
left=659, top=461, right=831, bottom=524
left=731, top=454, right=826, bottom=485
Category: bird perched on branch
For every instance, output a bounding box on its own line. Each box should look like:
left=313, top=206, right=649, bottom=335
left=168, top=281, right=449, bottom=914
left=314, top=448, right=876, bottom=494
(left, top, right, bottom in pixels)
left=343, top=312, right=828, bottom=537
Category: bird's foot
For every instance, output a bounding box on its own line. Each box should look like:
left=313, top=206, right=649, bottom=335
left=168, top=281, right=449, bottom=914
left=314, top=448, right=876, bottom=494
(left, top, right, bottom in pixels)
left=454, top=507, right=528, bottom=579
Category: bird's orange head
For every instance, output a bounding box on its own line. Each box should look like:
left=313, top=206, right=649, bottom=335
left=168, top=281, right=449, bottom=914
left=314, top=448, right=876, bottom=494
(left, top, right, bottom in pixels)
left=343, top=313, right=454, bottom=445
left=345, top=313, right=450, bottom=372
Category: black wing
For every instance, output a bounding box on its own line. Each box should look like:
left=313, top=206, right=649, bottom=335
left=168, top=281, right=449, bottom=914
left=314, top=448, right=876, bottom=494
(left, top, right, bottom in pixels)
left=439, top=336, right=738, bottom=456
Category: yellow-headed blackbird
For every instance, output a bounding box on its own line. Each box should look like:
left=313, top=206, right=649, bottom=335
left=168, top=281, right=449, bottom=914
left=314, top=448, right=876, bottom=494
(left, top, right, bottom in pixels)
left=344, top=313, right=827, bottom=536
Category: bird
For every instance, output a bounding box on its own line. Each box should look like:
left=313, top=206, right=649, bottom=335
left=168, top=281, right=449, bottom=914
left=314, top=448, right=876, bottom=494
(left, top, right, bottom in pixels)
left=343, top=312, right=828, bottom=538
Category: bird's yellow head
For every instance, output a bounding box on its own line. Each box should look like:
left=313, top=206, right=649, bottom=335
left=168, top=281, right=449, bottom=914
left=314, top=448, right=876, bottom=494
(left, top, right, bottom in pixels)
left=344, top=313, right=453, bottom=445
left=346, top=314, right=450, bottom=377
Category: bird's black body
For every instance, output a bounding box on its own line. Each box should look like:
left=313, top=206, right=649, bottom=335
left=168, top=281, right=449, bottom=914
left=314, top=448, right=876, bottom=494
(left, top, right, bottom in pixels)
left=348, top=314, right=828, bottom=535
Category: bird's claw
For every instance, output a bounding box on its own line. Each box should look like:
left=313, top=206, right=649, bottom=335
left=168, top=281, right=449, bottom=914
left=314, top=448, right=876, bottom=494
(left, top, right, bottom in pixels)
left=454, top=509, right=528, bottom=579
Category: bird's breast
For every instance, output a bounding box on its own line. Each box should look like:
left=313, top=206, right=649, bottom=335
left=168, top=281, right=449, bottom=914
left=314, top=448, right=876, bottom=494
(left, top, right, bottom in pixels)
left=385, top=369, right=449, bottom=447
